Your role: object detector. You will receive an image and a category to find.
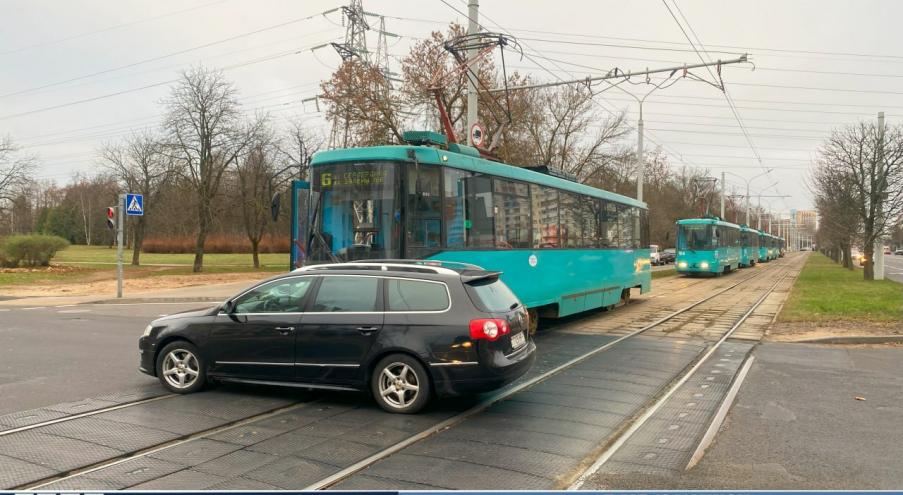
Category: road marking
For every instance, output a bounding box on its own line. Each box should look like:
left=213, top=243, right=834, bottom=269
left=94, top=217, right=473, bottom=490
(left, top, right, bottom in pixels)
left=58, top=309, right=91, bottom=314
left=20, top=307, right=41, bottom=311
left=0, top=309, right=9, bottom=312
left=55, top=304, right=76, bottom=308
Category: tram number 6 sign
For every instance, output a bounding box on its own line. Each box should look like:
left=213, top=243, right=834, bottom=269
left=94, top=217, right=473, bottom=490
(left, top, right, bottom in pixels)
left=470, top=123, right=486, bottom=147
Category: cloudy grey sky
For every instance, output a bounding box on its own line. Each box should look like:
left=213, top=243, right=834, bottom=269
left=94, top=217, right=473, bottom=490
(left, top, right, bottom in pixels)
left=3, top=0, right=902, bottom=214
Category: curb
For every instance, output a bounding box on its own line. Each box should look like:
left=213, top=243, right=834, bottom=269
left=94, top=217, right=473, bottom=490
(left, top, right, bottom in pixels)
left=87, top=297, right=224, bottom=305
left=796, top=335, right=903, bottom=345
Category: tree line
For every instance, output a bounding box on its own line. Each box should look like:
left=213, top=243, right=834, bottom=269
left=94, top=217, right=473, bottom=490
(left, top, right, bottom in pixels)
left=812, top=120, right=903, bottom=280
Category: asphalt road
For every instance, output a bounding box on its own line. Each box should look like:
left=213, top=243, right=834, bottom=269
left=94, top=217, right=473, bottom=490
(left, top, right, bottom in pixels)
left=0, top=301, right=218, bottom=415
left=587, top=342, right=903, bottom=489
left=883, top=254, right=903, bottom=283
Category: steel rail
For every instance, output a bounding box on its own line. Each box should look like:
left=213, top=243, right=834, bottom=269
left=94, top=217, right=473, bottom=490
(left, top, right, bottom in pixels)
left=303, top=258, right=791, bottom=490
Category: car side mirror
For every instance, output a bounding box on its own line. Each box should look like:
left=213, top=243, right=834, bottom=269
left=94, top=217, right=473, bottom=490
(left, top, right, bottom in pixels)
left=222, top=300, right=235, bottom=314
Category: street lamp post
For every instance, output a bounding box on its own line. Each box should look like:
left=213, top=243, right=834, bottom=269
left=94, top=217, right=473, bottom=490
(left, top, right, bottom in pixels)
left=722, top=169, right=773, bottom=226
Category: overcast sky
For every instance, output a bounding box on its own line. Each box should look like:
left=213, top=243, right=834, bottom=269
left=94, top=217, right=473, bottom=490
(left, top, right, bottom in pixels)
left=3, top=0, right=902, bottom=215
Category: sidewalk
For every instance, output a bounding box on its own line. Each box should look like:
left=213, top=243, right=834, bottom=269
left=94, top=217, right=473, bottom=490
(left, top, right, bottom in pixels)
left=0, top=279, right=257, bottom=307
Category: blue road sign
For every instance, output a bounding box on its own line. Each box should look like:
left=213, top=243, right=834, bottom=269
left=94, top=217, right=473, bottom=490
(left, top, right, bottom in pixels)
left=125, top=193, right=144, bottom=216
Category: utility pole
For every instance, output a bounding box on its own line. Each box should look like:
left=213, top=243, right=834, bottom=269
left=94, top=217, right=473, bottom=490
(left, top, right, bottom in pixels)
left=720, top=171, right=725, bottom=219
left=636, top=104, right=645, bottom=203
left=465, top=0, right=479, bottom=145
left=875, top=111, right=886, bottom=280
left=116, top=193, right=124, bottom=298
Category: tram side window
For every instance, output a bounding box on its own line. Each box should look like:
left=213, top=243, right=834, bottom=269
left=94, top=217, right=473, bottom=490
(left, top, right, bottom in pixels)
left=531, top=185, right=560, bottom=248
left=559, top=192, right=580, bottom=248
left=464, top=175, right=495, bottom=248
left=640, top=209, right=650, bottom=248
left=577, top=199, right=601, bottom=248
left=443, top=168, right=472, bottom=249
left=493, top=179, right=531, bottom=248
left=600, top=201, right=619, bottom=248
left=618, top=205, right=638, bottom=249
left=406, top=166, right=442, bottom=258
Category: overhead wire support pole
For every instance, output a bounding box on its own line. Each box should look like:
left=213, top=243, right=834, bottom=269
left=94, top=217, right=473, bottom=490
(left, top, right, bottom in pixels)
left=483, top=55, right=748, bottom=94
left=466, top=0, right=479, bottom=145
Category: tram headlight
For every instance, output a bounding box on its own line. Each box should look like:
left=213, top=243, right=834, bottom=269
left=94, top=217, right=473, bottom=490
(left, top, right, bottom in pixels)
left=700, top=261, right=710, bottom=269
left=678, top=261, right=688, bottom=269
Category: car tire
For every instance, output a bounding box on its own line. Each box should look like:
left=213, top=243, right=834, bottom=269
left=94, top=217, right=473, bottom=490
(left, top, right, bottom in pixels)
left=156, top=341, right=206, bottom=394
left=371, top=354, right=431, bottom=414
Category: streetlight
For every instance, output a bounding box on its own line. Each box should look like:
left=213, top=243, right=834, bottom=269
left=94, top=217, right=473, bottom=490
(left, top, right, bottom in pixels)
left=723, top=169, right=773, bottom=226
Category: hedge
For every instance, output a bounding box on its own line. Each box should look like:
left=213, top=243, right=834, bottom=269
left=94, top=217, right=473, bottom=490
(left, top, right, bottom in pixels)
left=1, top=235, right=70, bottom=267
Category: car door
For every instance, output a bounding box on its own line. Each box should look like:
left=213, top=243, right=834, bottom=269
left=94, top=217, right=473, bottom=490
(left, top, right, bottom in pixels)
left=206, top=276, right=315, bottom=381
left=295, top=275, right=383, bottom=385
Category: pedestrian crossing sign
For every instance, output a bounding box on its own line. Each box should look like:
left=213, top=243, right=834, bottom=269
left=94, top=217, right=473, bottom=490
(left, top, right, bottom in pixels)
left=125, top=193, right=144, bottom=216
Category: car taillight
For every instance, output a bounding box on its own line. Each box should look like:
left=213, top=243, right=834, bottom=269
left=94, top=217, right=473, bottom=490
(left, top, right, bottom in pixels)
left=470, top=318, right=510, bottom=341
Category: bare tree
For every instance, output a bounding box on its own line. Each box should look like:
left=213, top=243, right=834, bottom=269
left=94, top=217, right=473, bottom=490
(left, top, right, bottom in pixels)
left=0, top=136, right=34, bottom=211
left=235, top=126, right=300, bottom=268
left=277, top=119, right=324, bottom=181
left=100, top=131, right=173, bottom=264
left=815, top=121, right=903, bottom=279
left=163, top=65, right=265, bottom=272
left=505, top=86, right=630, bottom=181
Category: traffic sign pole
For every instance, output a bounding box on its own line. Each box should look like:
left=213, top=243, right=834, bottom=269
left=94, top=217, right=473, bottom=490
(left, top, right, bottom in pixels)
left=117, top=193, right=124, bottom=298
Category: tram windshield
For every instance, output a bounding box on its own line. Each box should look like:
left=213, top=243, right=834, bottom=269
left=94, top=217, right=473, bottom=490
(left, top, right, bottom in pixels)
left=678, top=224, right=713, bottom=250
left=310, top=162, right=401, bottom=262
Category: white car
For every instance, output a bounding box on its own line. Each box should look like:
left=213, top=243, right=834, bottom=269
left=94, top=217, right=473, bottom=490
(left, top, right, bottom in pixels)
left=650, top=244, right=661, bottom=265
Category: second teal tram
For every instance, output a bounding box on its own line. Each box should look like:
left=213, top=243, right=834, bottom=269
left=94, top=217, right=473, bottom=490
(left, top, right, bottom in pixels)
left=739, top=225, right=760, bottom=267
left=675, top=217, right=742, bottom=276
left=759, top=232, right=783, bottom=261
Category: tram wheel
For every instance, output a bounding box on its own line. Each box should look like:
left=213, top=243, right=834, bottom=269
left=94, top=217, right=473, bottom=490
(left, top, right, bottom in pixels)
left=527, top=308, right=539, bottom=336
left=620, top=288, right=631, bottom=305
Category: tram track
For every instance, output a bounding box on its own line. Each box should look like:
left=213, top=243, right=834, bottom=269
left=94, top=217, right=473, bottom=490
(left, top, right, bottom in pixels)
left=11, top=255, right=801, bottom=491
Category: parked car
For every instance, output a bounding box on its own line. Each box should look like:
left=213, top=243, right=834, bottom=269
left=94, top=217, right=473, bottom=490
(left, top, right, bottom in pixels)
left=895, top=249, right=903, bottom=256
left=650, top=244, right=661, bottom=265
left=660, top=248, right=676, bottom=264
left=138, top=261, right=536, bottom=414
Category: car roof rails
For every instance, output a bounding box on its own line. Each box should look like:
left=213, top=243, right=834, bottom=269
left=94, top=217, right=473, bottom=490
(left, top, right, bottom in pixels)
left=294, top=261, right=460, bottom=276
left=364, top=259, right=486, bottom=271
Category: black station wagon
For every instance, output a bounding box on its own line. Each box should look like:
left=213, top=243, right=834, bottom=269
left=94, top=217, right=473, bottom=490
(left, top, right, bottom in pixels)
left=138, top=261, right=536, bottom=413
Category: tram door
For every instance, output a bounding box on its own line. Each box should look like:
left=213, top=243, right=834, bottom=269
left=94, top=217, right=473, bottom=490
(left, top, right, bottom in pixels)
left=291, top=180, right=311, bottom=269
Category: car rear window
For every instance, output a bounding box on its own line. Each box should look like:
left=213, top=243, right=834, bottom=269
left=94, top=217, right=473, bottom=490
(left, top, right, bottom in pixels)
left=386, top=279, right=449, bottom=311
left=466, top=278, right=520, bottom=312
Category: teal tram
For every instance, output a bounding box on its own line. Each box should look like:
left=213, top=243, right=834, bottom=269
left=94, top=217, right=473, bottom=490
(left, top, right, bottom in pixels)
left=758, top=232, right=783, bottom=261
left=739, top=225, right=760, bottom=267
left=299, top=132, right=652, bottom=332
left=675, top=217, right=742, bottom=276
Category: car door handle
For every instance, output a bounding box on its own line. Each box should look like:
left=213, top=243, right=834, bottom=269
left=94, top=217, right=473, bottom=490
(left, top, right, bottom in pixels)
left=356, top=326, right=379, bottom=334
left=275, top=326, right=295, bottom=335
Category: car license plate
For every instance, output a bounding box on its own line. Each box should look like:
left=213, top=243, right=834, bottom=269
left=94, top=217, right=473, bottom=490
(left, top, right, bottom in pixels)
left=510, top=331, right=526, bottom=349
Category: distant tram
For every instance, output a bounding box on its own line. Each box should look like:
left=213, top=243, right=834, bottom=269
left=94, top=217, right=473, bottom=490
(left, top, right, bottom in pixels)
left=739, top=225, right=760, bottom=267
left=759, top=232, right=783, bottom=261
left=299, top=132, right=652, bottom=332
left=675, top=217, right=742, bottom=276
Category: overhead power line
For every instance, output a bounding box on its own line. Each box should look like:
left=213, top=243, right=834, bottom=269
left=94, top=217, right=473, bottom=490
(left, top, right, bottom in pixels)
left=0, top=0, right=228, bottom=57
left=0, top=7, right=335, bottom=99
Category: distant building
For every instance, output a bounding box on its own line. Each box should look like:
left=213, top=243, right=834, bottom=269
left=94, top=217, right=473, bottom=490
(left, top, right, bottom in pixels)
left=795, top=210, right=818, bottom=234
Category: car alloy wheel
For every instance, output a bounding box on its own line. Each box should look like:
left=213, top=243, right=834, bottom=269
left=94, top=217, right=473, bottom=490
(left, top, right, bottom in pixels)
left=161, top=348, right=200, bottom=390
left=372, top=354, right=430, bottom=414
left=378, top=362, right=420, bottom=409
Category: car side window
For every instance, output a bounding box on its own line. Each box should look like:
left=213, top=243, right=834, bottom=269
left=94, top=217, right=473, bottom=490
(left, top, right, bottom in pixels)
left=311, top=276, right=378, bottom=312
left=386, top=279, right=449, bottom=311
left=232, top=277, right=313, bottom=314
